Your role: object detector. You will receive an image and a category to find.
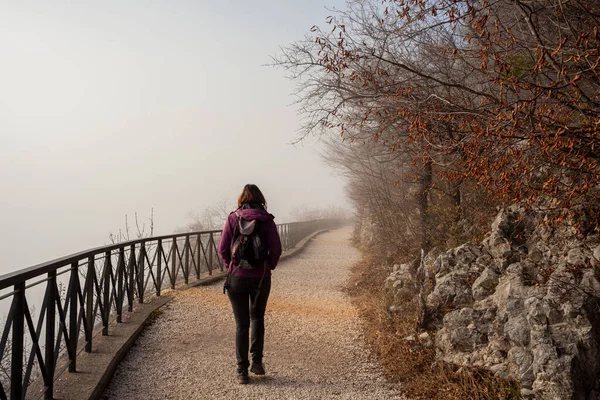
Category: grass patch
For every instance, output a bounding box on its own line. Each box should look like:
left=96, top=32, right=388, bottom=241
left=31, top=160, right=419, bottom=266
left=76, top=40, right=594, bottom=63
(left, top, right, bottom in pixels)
left=147, top=308, right=165, bottom=326
left=347, top=257, right=521, bottom=399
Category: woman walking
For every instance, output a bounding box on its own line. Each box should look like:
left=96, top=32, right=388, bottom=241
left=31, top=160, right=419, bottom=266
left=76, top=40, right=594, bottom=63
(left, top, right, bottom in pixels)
left=218, top=184, right=282, bottom=384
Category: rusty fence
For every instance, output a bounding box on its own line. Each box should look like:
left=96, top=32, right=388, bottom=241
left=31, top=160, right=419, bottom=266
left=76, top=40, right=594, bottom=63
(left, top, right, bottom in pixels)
left=0, top=218, right=343, bottom=399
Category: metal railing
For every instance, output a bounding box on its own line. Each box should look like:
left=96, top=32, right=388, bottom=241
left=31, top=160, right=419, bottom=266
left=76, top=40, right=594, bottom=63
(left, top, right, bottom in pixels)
left=0, top=218, right=342, bottom=399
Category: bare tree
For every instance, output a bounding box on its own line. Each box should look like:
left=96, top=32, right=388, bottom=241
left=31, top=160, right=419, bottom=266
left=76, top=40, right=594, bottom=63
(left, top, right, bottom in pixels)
left=181, top=199, right=235, bottom=232
left=290, top=202, right=351, bottom=222
left=277, top=0, right=600, bottom=231
left=108, top=208, right=154, bottom=244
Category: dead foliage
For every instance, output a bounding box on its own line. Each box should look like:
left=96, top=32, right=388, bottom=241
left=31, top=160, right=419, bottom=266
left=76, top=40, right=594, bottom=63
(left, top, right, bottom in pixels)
left=346, top=254, right=521, bottom=399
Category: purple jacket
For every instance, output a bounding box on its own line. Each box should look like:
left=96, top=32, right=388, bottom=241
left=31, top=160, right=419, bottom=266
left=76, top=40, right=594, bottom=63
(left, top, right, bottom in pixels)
left=218, top=207, right=282, bottom=278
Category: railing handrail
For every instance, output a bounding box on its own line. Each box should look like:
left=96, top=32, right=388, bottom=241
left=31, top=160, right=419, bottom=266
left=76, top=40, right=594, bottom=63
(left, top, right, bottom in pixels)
left=0, top=220, right=331, bottom=291
left=0, top=229, right=223, bottom=291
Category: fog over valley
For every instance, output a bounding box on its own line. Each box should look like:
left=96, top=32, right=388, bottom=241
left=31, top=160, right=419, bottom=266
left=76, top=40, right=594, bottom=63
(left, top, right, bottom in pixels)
left=0, top=0, right=349, bottom=274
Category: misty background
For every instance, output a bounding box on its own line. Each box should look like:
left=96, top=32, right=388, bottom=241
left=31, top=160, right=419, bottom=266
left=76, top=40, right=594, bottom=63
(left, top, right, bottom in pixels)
left=0, top=0, right=349, bottom=273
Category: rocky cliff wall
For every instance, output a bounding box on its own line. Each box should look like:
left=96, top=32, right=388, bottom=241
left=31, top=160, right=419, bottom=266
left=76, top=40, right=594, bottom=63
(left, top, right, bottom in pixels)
left=386, top=206, right=600, bottom=399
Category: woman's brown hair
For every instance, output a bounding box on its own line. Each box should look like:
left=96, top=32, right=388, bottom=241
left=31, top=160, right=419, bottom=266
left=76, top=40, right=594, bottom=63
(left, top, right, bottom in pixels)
left=237, top=184, right=267, bottom=208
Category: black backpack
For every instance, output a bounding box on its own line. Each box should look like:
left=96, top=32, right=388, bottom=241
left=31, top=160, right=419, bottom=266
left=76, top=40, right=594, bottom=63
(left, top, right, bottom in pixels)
left=229, top=210, right=266, bottom=269
left=223, top=210, right=268, bottom=297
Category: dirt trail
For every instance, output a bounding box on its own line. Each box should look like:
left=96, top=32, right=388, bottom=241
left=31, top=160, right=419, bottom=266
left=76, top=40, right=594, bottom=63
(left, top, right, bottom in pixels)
left=103, top=227, right=404, bottom=399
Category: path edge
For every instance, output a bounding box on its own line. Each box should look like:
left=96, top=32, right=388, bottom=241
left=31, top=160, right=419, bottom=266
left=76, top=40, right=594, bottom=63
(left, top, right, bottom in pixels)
left=279, top=229, right=330, bottom=263
left=53, top=228, right=331, bottom=400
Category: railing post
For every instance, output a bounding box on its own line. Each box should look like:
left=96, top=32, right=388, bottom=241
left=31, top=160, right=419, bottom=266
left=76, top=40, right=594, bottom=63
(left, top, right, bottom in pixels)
left=138, top=242, right=145, bottom=304
left=11, top=282, right=25, bottom=400
left=184, top=235, right=190, bottom=284
left=208, top=233, right=213, bottom=275
left=45, top=271, right=56, bottom=399
left=102, top=251, right=110, bottom=336
left=69, top=261, right=78, bottom=372
left=117, top=248, right=125, bottom=323
left=85, top=256, right=93, bottom=353
left=171, top=238, right=177, bottom=289
left=156, top=239, right=162, bottom=296
left=196, top=235, right=201, bottom=279
left=284, top=225, right=288, bottom=251
left=128, top=244, right=135, bottom=312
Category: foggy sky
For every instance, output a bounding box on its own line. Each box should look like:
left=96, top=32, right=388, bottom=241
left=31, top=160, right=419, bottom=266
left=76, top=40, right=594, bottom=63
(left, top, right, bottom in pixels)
left=0, top=0, right=349, bottom=273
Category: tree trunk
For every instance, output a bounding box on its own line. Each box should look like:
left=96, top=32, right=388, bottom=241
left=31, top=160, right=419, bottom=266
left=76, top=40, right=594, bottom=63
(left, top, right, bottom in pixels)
left=417, top=160, right=433, bottom=254
left=453, top=184, right=462, bottom=224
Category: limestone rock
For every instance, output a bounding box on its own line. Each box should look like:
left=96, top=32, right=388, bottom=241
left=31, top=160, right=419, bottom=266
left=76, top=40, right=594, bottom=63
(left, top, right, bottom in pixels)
left=419, top=332, right=433, bottom=347
left=592, top=245, right=600, bottom=265
left=385, top=262, right=417, bottom=307
left=472, top=268, right=499, bottom=300
left=567, top=248, right=586, bottom=266
left=420, top=206, right=600, bottom=399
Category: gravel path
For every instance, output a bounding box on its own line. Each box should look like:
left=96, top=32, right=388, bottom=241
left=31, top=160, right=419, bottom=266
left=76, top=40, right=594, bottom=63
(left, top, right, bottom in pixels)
left=103, top=227, right=404, bottom=399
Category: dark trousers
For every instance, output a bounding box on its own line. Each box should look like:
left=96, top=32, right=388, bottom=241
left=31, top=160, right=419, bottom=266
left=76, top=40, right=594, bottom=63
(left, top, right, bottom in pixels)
left=226, top=276, right=271, bottom=372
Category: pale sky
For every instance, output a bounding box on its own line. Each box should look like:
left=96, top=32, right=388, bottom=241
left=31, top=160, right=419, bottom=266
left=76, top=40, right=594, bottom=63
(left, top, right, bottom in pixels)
left=0, top=0, right=348, bottom=273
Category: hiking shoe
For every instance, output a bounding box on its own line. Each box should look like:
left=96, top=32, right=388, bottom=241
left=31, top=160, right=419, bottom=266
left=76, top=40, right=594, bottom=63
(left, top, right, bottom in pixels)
left=250, top=361, right=265, bottom=375
left=237, top=371, right=249, bottom=384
